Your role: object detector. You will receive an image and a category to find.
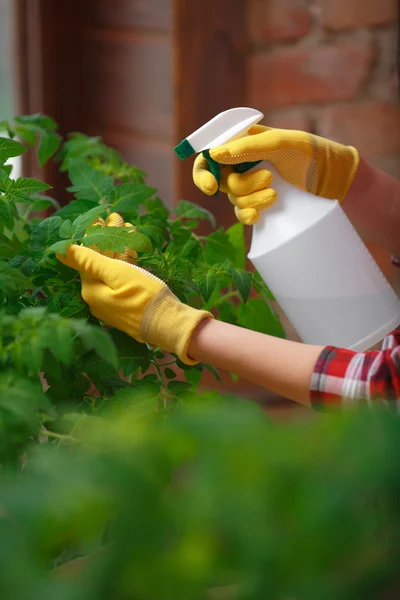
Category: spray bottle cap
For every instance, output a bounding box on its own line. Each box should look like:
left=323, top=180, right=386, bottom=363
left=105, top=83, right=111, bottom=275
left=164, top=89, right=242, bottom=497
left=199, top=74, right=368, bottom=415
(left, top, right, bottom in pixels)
left=174, top=107, right=264, bottom=159
left=174, top=107, right=264, bottom=195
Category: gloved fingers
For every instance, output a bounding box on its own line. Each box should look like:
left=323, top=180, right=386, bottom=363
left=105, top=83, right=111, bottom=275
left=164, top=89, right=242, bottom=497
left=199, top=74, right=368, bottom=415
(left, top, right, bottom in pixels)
left=80, top=277, right=110, bottom=308
left=248, top=124, right=271, bottom=135
left=56, top=245, right=126, bottom=287
left=220, top=168, right=273, bottom=197
left=228, top=187, right=277, bottom=211
left=209, top=128, right=278, bottom=165
left=234, top=206, right=260, bottom=226
left=105, top=212, right=125, bottom=227
left=192, top=154, right=222, bottom=196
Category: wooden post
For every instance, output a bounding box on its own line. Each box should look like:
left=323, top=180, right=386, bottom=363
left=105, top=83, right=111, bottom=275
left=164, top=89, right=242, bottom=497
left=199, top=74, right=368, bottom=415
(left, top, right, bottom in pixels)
left=173, top=0, right=248, bottom=226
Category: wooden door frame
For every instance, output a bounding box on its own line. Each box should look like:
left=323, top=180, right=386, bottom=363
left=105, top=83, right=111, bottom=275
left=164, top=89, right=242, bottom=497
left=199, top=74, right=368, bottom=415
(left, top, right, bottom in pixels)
left=173, top=0, right=248, bottom=224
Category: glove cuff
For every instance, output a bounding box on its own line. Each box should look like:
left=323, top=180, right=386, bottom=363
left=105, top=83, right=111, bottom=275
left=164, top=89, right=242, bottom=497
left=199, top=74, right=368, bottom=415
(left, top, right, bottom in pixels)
left=140, top=287, right=214, bottom=365
left=322, top=144, right=360, bottom=203
left=340, top=145, right=360, bottom=203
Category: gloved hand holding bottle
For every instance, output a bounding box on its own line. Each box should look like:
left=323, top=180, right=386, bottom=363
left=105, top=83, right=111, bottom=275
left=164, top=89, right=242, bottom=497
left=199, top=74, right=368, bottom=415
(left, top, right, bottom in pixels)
left=193, top=125, right=360, bottom=225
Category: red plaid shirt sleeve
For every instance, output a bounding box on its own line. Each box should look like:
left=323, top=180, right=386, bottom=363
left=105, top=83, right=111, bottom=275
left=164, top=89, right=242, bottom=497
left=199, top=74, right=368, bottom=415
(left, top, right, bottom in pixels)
left=310, top=329, right=400, bottom=409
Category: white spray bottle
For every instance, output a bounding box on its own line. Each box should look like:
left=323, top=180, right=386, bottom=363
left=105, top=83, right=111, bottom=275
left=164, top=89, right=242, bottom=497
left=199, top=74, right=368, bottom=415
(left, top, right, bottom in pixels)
left=175, top=107, right=400, bottom=351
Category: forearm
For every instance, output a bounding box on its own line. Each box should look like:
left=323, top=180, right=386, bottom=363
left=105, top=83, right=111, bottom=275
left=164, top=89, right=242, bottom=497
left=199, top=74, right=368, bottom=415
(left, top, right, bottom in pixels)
left=343, top=159, right=400, bottom=256
left=188, top=319, right=323, bottom=406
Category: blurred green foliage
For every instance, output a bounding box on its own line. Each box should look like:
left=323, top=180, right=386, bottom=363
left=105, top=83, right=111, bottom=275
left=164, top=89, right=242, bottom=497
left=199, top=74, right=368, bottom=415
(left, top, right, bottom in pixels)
left=0, top=401, right=400, bottom=599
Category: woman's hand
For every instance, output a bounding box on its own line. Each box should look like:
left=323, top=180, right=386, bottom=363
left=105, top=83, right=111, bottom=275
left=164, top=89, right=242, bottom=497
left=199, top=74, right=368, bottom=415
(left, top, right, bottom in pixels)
left=57, top=214, right=213, bottom=364
left=193, top=125, right=360, bottom=225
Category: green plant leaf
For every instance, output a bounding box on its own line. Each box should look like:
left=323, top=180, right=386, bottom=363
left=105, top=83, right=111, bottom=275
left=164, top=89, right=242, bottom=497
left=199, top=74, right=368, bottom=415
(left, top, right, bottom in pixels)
left=30, top=216, right=62, bottom=250
left=15, top=113, right=58, bottom=130
left=0, top=372, right=49, bottom=417
left=68, top=163, right=114, bottom=203
left=226, top=222, right=246, bottom=269
left=3, top=177, right=52, bottom=204
left=237, top=298, right=285, bottom=338
left=204, top=229, right=234, bottom=264
left=59, top=220, right=73, bottom=239
left=167, top=381, right=192, bottom=396
left=80, top=353, right=118, bottom=392
left=40, top=318, right=76, bottom=366
left=70, top=321, right=118, bottom=369
left=28, top=197, right=55, bottom=212
left=217, top=301, right=237, bottom=326
left=8, top=254, right=38, bottom=277
left=179, top=237, right=202, bottom=261
left=0, top=137, right=26, bottom=162
left=144, top=196, right=169, bottom=220
left=0, top=196, right=17, bottom=228
left=0, top=241, right=15, bottom=259
left=82, top=226, right=152, bottom=253
left=175, top=357, right=191, bottom=371
left=169, top=220, right=192, bottom=252
left=0, top=371, right=50, bottom=456
left=0, top=261, right=31, bottom=295
left=56, top=198, right=98, bottom=220
left=110, top=183, right=156, bottom=214
left=252, top=270, right=276, bottom=301
left=174, top=200, right=216, bottom=228
left=109, top=329, right=150, bottom=377
left=228, top=266, right=251, bottom=303
left=202, top=363, right=222, bottom=383
left=184, top=367, right=202, bottom=388
left=37, top=130, right=62, bottom=166
left=72, top=206, right=107, bottom=235
left=0, top=120, right=14, bottom=138
left=14, top=115, right=61, bottom=165
left=198, top=269, right=217, bottom=303
left=14, top=125, right=36, bottom=146
left=136, top=220, right=169, bottom=248
left=110, top=382, right=160, bottom=416
left=46, top=240, right=71, bottom=256
left=164, top=368, right=177, bottom=380
left=0, top=164, right=12, bottom=177
left=0, top=309, right=76, bottom=375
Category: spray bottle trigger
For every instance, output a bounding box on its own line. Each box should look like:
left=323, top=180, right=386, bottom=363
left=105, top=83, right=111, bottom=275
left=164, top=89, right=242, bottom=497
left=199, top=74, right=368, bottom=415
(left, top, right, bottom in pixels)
left=202, top=151, right=264, bottom=197
left=202, top=150, right=221, bottom=197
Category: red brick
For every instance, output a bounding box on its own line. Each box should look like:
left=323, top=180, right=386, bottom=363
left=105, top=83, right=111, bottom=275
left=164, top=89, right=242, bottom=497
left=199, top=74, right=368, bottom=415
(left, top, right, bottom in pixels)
left=248, top=0, right=311, bottom=43
left=313, top=0, right=398, bottom=31
left=266, top=110, right=312, bottom=131
left=317, top=102, right=400, bottom=158
left=249, top=42, right=374, bottom=109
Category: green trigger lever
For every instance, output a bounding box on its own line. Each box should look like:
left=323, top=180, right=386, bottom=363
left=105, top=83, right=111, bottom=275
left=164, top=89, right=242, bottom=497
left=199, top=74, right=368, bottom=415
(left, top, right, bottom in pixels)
left=202, top=150, right=262, bottom=197
left=173, top=136, right=262, bottom=197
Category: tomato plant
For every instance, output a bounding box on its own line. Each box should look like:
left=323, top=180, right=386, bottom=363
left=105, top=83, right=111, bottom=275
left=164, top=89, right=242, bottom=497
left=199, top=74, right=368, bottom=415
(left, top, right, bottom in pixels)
left=0, top=114, right=284, bottom=464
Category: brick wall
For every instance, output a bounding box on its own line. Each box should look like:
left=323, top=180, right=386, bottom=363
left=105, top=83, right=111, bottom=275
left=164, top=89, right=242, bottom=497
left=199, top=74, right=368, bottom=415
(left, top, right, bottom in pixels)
left=247, top=0, right=400, bottom=178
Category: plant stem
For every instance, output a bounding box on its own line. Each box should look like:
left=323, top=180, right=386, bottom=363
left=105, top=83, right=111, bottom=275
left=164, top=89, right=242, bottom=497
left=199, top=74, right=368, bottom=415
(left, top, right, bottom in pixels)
left=42, top=430, right=78, bottom=444
left=213, top=291, right=240, bottom=306
left=151, top=358, right=169, bottom=411
left=21, top=206, right=32, bottom=221
left=157, top=360, right=176, bottom=367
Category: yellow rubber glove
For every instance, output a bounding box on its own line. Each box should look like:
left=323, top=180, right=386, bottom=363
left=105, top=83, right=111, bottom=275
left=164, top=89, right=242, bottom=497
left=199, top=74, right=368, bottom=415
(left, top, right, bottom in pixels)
left=193, top=154, right=277, bottom=225
left=57, top=216, right=213, bottom=365
left=193, top=125, right=360, bottom=225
